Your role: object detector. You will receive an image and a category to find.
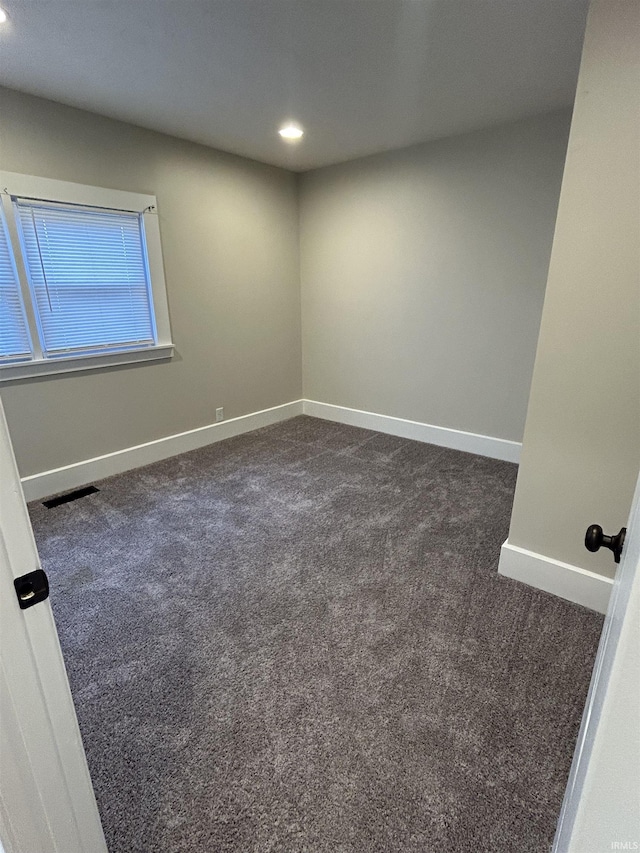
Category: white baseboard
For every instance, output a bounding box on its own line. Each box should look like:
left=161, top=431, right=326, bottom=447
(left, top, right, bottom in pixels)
left=302, top=400, right=521, bottom=463
left=21, top=400, right=303, bottom=502
left=20, top=398, right=520, bottom=502
left=498, top=539, right=613, bottom=614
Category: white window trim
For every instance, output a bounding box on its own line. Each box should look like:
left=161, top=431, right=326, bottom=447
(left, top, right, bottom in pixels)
left=0, top=171, right=174, bottom=382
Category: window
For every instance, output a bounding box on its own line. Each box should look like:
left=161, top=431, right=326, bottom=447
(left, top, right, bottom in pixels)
left=0, top=207, right=31, bottom=363
left=0, top=172, right=173, bottom=381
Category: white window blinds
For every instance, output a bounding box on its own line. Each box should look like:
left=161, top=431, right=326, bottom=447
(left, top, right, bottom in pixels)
left=0, top=210, right=32, bottom=362
left=14, top=199, right=157, bottom=357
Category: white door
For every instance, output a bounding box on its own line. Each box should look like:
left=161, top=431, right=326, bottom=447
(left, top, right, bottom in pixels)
left=0, top=397, right=107, bottom=853
left=553, top=470, right=640, bottom=851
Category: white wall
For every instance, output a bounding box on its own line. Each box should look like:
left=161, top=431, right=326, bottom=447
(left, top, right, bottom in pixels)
left=505, top=0, right=640, bottom=579
left=0, top=87, right=302, bottom=478
left=299, top=110, right=571, bottom=442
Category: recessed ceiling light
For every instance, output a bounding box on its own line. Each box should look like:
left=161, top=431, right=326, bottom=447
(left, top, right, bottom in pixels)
left=278, top=124, right=304, bottom=142
left=0, top=8, right=7, bottom=23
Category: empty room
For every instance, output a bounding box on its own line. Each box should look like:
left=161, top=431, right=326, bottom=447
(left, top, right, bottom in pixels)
left=0, top=1, right=638, bottom=852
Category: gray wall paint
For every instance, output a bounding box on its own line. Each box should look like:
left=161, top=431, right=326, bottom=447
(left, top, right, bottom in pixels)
left=0, top=87, right=302, bottom=477
left=299, top=111, right=571, bottom=442
left=0, top=88, right=575, bottom=482
left=507, top=0, right=640, bottom=578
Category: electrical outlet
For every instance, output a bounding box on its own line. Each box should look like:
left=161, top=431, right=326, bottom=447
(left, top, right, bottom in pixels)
left=216, top=407, right=224, bottom=422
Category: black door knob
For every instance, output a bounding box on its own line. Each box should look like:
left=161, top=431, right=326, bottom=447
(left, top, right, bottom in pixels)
left=585, top=524, right=626, bottom=564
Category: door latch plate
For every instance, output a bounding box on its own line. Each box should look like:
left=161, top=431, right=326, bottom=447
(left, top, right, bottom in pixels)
left=14, top=569, right=49, bottom=610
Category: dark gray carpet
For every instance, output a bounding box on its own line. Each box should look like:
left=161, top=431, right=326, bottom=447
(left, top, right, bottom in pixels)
left=28, top=416, right=603, bottom=853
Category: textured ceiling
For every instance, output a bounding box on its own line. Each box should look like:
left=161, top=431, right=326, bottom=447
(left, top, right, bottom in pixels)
left=0, top=0, right=589, bottom=171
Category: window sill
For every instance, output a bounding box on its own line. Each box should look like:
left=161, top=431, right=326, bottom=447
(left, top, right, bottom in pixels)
left=0, top=344, right=174, bottom=383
